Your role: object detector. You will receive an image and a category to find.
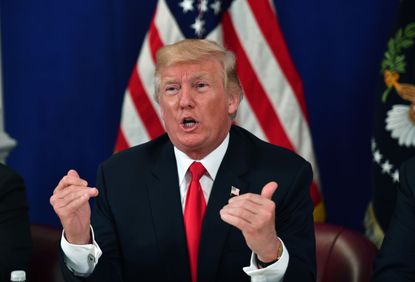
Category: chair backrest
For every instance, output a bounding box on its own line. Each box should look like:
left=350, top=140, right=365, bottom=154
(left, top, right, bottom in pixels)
left=315, top=223, right=377, bottom=282
left=28, top=224, right=64, bottom=282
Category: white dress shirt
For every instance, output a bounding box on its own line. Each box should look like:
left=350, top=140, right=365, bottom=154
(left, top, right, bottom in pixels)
left=61, top=133, right=289, bottom=281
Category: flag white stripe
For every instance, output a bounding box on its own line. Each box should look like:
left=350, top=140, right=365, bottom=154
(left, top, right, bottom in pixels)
left=136, top=35, right=161, bottom=120
left=155, top=0, right=185, bottom=45
left=120, top=90, right=150, bottom=146
left=206, top=24, right=223, bottom=44
left=236, top=99, right=268, bottom=141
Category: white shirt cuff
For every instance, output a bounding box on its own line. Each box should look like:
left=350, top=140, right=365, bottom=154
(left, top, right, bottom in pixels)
left=60, top=226, right=102, bottom=277
left=243, top=238, right=289, bottom=282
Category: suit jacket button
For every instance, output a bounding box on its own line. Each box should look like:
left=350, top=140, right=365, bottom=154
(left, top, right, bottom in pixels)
left=88, top=254, right=95, bottom=263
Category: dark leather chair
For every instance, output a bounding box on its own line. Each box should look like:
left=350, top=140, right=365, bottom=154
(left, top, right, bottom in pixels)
left=28, top=224, right=64, bottom=282
left=315, top=223, right=377, bottom=282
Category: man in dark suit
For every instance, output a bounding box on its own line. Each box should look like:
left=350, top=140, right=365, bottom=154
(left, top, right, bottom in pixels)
left=50, top=39, right=316, bottom=282
left=372, top=156, right=415, bottom=281
left=0, top=163, right=32, bottom=281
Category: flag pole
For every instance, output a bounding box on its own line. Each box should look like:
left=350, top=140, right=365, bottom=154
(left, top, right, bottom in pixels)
left=0, top=19, right=17, bottom=164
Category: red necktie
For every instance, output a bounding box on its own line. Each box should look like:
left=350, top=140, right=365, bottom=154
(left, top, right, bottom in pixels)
left=184, top=162, right=207, bottom=282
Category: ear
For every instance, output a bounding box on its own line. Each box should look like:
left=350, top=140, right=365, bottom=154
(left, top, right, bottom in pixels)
left=227, top=92, right=240, bottom=116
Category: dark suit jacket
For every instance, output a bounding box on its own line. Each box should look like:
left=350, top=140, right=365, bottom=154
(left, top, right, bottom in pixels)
left=0, top=164, right=32, bottom=281
left=372, top=156, right=415, bottom=282
left=61, top=125, right=316, bottom=282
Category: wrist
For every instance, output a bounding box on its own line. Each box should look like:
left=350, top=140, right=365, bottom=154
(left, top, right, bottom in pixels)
left=256, top=238, right=283, bottom=268
left=64, top=230, right=92, bottom=245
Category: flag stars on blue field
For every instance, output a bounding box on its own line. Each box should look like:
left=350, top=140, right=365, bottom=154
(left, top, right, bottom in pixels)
left=198, top=0, right=209, bottom=12
left=191, top=17, right=205, bottom=37
left=373, top=150, right=383, bottom=163
left=371, top=139, right=377, bottom=152
left=210, top=1, right=222, bottom=14
left=392, top=170, right=399, bottom=183
left=371, top=139, right=400, bottom=183
left=179, top=0, right=194, bottom=13
left=178, top=0, right=224, bottom=37
left=381, top=160, right=393, bottom=174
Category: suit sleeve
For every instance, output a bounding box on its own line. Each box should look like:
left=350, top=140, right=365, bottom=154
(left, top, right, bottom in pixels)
left=0, top=167, right=32, bottom=282
left=372, top=159, right=415, bottom=282
left=276, top=161, right=316, bottom=281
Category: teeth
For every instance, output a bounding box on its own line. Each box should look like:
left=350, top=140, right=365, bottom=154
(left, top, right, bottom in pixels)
left=183, top=118, right=197, bottom=128
left=184, top=121, right=196, bottom=128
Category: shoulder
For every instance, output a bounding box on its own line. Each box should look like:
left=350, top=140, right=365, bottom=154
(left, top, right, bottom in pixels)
left=100, top=133, right=171, bottom=170
left=230, top=125, right=310, bottom=169
left=400, top=156, right=415, bottom=193
left=0, top=164, right=24, bottom=194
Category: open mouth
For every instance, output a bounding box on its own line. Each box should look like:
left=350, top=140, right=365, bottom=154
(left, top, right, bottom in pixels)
left=181, top=118, right=199, bottom=128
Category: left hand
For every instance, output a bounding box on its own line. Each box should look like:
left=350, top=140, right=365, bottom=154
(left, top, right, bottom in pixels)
left=220, top=181, right=280, bottom=263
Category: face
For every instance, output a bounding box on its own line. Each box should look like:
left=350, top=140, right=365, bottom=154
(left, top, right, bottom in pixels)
left=158, top=59, right=240, bottom=159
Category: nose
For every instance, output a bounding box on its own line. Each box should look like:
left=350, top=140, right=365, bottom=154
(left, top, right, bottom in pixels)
left=179, top=84, right=195, bottom=109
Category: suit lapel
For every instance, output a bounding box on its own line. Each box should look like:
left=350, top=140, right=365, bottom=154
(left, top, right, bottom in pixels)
left=148, top=142, right=191, bottom=282
left=198, top=127, right=251, bottom=282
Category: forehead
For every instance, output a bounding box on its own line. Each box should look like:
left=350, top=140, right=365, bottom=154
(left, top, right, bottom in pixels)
left=159, top=59, right=223, bottom=81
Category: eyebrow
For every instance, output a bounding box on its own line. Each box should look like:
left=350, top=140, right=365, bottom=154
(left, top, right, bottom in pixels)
left=189, top=73, right=210, bottom=81
left=161, top=78, right=180, bottom=85
left=161, top=72, right=212, bottom=86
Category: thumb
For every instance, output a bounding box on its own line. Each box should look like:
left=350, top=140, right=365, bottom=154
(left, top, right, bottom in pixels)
left=261, top=181, right=278, bottom=199
left=67, top=169, right=80, bottom=178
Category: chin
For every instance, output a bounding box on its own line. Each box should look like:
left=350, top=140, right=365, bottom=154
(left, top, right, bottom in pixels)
left=180, top=141, right=204, bottom=151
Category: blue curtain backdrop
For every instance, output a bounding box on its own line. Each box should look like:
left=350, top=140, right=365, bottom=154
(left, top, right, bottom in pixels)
left=1, top=0, right=400, bottom=230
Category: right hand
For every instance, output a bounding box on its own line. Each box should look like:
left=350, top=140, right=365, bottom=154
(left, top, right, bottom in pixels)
left=50, top=169, right=99, bottom=244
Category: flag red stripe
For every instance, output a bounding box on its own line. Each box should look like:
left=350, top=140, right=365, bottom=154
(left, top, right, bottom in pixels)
left=115, top=128, right=129, bottom=152
left=128, top=69, right=164, bottom=139
left=222, top=12, right=294, bottom=150
left=248, top=0, right=308, bottom=120
left=149, top=19, right=164, bottom=63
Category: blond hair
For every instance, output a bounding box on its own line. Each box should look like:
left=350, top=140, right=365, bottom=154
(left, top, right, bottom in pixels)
left=154, top=39, right=243, bottom=102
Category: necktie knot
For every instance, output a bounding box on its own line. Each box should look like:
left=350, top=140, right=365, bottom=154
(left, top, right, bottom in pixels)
left=189, top=162, right=206, bottom=182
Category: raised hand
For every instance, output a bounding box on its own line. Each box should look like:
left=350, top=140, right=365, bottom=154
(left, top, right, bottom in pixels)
left=220, top=181, right=281, bottom=263
left=50, top=169, right=98, bottom=244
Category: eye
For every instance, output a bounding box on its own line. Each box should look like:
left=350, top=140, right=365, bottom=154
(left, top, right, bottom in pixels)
left=164, top=84, right=180, bottom=95
left=194, top=82, right=209, bottom=91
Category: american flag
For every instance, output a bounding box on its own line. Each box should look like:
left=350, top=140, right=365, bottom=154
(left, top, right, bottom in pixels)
left=114, top=0, right=325, bottom=221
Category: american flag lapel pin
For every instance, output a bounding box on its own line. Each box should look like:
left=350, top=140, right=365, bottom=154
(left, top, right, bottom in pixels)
left=230, top=186, right=240, bottom=198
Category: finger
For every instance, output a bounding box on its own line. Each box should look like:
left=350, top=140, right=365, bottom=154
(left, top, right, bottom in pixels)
left=261, top=181, right=278, bottom=200
left=65, top=170, right=88, bottom=186
left=52, top=189, right=87, bottom=209
left=68, top=169, right=79, bottom=177
left=61, top=176, right=88, bottom=188
left=51, top=186, right=97, bottom=205
left=223, top=197, right=276, bottom=223
left=55, top=193, right=92, bottom=219
left=221, top=206, right=257, bottom=224
left=225, top=199, right=276, bottom=223
left=54, top=175, right=88, bottom=193
left=225, top=198, right=260, bottom=214
left=220, top=209, right=251, bottom=231
left=229, top=193, right=275, bottom=209
left=228, top=193, right=263, bottom=204
left=51, top=186, right=83, bottom=205
left=53, top=188, right=98, bottom=210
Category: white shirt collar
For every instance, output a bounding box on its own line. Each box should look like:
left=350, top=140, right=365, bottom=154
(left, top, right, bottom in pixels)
left=174, top=133, right=230, bottom=183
